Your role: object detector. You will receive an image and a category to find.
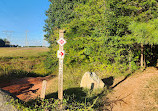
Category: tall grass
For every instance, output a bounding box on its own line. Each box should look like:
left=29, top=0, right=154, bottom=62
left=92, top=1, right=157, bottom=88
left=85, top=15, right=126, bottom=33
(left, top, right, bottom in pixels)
left=0, top=47, right=50, bottom=82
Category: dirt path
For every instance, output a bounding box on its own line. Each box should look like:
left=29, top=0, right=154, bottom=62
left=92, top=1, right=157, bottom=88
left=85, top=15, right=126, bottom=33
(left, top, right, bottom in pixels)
left=106, top=67, right=158, bottom=111
left=0, top=75, right=56, bottom=102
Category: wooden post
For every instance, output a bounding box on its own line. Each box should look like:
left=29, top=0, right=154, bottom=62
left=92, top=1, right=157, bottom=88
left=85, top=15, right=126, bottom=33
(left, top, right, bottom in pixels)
left=129, top=47, right=132, bottom=72
left=58, top=30, right=65, bottom=100
left=40, top=80, right=47, bottom=99
left=141, top=43, right=144, bottom=68
left=57, top=30, right=66, bottom=110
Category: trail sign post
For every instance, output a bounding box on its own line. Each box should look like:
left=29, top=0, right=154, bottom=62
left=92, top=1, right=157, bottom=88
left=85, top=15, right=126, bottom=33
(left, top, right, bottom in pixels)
left=57, top=38, right=66, bottom=46
left=57, top=50, right=65, bottom=59
left=57, top=30, right=66, bottom=108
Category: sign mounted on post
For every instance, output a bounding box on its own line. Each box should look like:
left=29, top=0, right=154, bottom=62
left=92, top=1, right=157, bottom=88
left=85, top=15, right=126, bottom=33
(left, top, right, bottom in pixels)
left=57, top=38, right=66, bottom=46
left=57, top=50, right=65, bottom=59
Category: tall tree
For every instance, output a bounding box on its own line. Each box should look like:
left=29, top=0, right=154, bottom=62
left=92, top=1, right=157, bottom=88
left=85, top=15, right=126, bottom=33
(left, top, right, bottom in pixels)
left=44, top=0, right=79, bottom=44
left=44, top=0, right=158, bottom=73
left=64, top=0, right=108, bottom=66
left=0, top=39, right=5, bottom=47
left=105, top=0, right=158, bottom=69
left=128, top=19, right=158, bottom=68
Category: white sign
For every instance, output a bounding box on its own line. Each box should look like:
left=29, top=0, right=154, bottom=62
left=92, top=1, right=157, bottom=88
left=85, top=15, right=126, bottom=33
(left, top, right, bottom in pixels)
left=57, top=50, right=65, bottom=59
left=57, top=38, right=66, bottom=46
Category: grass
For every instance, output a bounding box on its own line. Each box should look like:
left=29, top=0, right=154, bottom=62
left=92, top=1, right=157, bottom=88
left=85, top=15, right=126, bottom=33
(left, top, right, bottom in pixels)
left=0, top=47, right=50, bottom=82
left=0, top=47, right=49, bottom=57
left=140, top=76, right=158, bottom=111
left=11, top=85, right=110, bottom=111
left=147, top=77, right=158, bottom=104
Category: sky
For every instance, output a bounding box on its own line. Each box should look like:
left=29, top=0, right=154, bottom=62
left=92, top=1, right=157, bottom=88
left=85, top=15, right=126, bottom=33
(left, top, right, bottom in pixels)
left=0, top=0, right=50, bottom=46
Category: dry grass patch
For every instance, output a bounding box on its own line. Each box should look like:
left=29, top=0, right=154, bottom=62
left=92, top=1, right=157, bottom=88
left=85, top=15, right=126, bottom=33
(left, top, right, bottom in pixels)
left=0, top=47, right=49, bottom=57
left=140, top=76, right=158, bottom=111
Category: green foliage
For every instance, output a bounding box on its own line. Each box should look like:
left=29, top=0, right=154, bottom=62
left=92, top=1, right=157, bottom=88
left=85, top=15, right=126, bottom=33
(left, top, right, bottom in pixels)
left=11, top=89, right=107, bottom=111
left=0, top=38, right=5, bottom=47
left=0, top=56, right=50, bottom=82
left=44, top=0, right=79, bottom=43
left=43, top=50, right=58, bottom=73
left=128, top=19, right=158, bottom=45
left=44, top=0, right=158, bottom=75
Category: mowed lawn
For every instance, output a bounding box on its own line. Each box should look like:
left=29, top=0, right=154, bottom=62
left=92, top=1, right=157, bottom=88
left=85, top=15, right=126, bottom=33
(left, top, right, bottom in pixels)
left=0, top=47, right=49, bottom=57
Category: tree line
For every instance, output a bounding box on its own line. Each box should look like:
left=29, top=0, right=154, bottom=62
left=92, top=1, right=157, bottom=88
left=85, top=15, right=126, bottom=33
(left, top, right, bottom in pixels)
left=0, top=38, right=18, bottom=47
left=44, top=0, right=158, bottom=74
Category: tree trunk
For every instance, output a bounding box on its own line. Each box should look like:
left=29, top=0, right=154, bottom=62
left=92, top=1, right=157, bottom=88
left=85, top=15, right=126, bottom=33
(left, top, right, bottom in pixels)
left=129, top=48, right=132, bottom=72
left=141, top=43, right=144, bottom=68
left=144, top=53, right=146, bottom=68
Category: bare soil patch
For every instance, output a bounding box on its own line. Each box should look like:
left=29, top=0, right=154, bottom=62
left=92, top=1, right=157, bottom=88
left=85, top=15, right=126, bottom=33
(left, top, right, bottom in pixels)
left=106, top=67, right=158, bottom=111
left=0, top=75, right=55, bottom=102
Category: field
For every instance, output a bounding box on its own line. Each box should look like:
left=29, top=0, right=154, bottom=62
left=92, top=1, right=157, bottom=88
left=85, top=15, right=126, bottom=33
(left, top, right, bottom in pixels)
left=0, top=47, right=50, bottom=81
left=0, top=47, right=49, bottom=57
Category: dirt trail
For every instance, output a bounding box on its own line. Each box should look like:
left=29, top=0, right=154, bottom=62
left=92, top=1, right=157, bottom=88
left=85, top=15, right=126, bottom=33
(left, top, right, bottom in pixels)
left=107, top=67, right=158, bottom=111
left=0, top=75, right=55, bottom=102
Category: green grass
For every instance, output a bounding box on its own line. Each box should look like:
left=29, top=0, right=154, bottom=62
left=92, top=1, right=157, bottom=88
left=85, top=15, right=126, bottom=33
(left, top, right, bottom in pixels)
left=0, top=47, right=50, bottom=82
left=0, top=47, right=49, bottom=57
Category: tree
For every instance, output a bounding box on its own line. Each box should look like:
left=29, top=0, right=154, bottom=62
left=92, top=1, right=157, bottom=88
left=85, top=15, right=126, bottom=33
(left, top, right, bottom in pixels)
left=64, top=0, right=108, bottom=66
left=128, top=19, right=158, bottom=68
left=44, top=0, right=158, bottom=73
left=44, top=0, right=79, bottom=44
left=44, top=0, right=109, bottom=70
left=0, top=39, right=5, bottom=47
left=105, top=0, right=158, bottom=69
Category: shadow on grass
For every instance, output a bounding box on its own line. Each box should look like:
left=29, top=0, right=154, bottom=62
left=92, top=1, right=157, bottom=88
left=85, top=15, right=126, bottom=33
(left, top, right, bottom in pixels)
left=0, top=69, right=50, bottom=83
left=45, top=87, right=111, bottom=110
left=46, top=88, right=87, bottom=101
left=44, top=74, right=133, bottom=110
left=24, top=74, right=134, bottom=110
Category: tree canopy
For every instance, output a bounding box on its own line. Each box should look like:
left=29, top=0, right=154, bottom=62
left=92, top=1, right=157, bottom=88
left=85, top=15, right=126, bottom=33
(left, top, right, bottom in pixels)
left=0, top=39, right=5, bottom=47
left=44, top=0, right=158, bottom=73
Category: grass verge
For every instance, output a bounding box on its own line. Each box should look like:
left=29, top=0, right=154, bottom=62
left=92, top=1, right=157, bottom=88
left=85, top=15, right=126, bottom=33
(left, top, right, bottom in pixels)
left=140, top=76, right=158, bottom=111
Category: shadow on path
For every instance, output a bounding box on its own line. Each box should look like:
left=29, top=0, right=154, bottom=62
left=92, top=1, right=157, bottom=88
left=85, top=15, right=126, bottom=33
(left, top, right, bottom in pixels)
left=112, top=73, right=131, bottom=89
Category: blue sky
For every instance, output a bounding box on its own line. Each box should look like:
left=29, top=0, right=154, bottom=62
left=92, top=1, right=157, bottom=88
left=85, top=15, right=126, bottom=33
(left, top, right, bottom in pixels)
left=0, top=0, right=50, bottom=46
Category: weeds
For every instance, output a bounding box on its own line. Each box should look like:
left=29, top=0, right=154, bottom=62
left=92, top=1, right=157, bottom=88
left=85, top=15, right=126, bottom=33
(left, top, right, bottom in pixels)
left=0, top=56, right=50, bottom=83
left=11, top=87, right=110, bottom=111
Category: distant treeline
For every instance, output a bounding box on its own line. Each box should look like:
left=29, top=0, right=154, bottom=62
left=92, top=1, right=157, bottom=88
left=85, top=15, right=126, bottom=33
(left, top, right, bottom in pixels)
left=23, top=46, right=43, bottom=47
left=0, top=38, right=19, bottom=47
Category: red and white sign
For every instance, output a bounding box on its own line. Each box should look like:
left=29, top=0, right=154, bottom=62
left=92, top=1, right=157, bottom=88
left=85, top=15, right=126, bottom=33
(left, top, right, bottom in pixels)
left=57, top=38, right=66, bottom=46
left=57, top=50, right=65, bottom=59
